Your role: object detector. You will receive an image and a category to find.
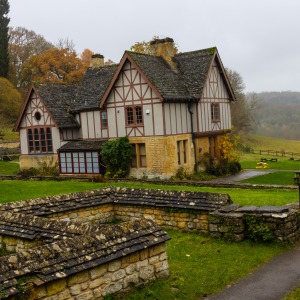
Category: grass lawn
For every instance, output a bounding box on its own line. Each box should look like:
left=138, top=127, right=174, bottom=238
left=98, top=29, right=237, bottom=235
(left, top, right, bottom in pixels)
left=0, top=180, right=298, bottom=207
left=0, top=161, right=20, bottom=175
left=239, top=152, right=300, bottom=170
left=240, top=171, right=296, bottom=186
left=113, top=230, right=287, bottom=300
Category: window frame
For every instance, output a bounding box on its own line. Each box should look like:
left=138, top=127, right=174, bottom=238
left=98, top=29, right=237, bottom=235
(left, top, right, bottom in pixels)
left=125, top=105, right=143, bottom=126
left=211, top=103, right=220, bottom=122
left=131, top=143, right=147, bottom=168
left=177, top=139, right=188, bottom=165
left=59, top=151, right=100, bottom=174
left=100, top=110, right=108, bottom=129
left=27, top=127, right=53, bottom=154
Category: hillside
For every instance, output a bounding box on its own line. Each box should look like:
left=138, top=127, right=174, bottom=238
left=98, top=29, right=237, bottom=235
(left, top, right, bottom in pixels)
left=241, top=134, right=300, bottom=153
left=251, top=91, right=300, bottom=140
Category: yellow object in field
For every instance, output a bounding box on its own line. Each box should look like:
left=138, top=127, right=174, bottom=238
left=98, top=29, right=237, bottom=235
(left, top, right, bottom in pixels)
left=256, top=162, right=269, bottom=169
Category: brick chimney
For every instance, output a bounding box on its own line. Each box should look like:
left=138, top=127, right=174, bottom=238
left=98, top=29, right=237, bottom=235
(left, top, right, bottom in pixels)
left=90, top=54, right=104, bottom=68
left=149, top=37, right=177, bottom=69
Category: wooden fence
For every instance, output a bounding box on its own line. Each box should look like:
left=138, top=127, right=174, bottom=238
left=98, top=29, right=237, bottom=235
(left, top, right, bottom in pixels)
left=252, top=149, right=300, bottom=158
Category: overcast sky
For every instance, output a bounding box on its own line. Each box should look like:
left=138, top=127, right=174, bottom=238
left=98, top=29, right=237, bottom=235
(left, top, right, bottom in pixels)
left=8, top=0, right=300, bottom=93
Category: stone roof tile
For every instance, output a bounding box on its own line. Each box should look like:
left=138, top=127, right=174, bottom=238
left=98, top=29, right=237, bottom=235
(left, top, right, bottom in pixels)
left=74, top=65, right=118, bottom=111
left=174, top=48, right=216, bottom=98
left=36, top=83, right=79, bottom=128
left=0, top=219, right=169, bottom=297
left=58, top=139, right=107, bottom=151
left=127, top=51, right=192, bottom=101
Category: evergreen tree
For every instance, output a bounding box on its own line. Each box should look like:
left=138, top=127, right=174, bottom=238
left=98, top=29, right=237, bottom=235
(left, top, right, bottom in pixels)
left=0, top=0, right=10, bottom=78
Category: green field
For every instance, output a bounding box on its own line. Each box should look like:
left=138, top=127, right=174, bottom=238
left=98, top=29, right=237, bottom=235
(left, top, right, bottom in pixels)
left=240, top=171, right=296, bottom=185
left=240, top=134, right=300, bottom=154
left=0, top=180, right=297, bottom=207
left=239, top=152, right=300, bottom=170
left=0, top=161, right=19, bottom=175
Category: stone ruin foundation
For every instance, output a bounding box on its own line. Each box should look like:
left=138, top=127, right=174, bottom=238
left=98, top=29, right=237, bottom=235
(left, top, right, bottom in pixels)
left=0, top=187, right=231, bottom=299
left=0, top=186, right=298, bottom=299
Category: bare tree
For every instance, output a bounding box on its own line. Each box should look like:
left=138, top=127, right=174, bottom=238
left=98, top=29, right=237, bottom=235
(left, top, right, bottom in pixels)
left=226, top=68, right=257, bottom=133
left=55, top=38, right=76, bottom=52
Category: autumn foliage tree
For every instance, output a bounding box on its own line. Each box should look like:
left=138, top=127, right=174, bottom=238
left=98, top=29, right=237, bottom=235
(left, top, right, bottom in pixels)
left=0, top=77, right=22, bottom=123
left=8, top=26, right=54, bottom=89
left=130, top=36, right=178, bottom=61
left=21, top=48, right=88, bottom=86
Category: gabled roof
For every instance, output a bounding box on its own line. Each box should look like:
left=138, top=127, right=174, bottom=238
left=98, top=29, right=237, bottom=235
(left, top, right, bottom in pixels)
left=100, top=47, right=235, bottom=107
left=74, top=65, right=118, bottom=111
left=37, top=84, right=80, bottom=128
left=126, top=51, right=192, bottom=101
left=174, top=48, right=217, bottom=98
left=174, top=47, right=235, bottom=100
left=16, top=45, right=235, bottom=130
left=14, top=83, right=79, bottom=130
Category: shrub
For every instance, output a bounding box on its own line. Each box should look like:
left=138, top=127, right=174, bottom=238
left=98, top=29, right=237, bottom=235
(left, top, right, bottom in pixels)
left=37, top=158, right=59, bottom=176
left=18, top=167, right=39, bottom=179
left=171, top=166, right=192, bottom=180
left=245, top=216, right=274, bottom=242
left=226, top=161, right=242, bottom=174
left=100, top=137, right=135, bottom=178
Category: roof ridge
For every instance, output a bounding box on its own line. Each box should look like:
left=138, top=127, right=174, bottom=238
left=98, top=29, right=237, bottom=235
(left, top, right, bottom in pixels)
left=175, top=47, right=217, bottom=57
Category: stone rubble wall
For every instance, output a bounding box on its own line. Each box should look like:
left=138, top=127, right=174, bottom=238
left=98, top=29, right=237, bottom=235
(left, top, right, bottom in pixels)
left=113, top=204, right=209, bottom=233
left=1, top=187, right=300, bottom=299
left=26, top=243, right=168, bottom=300
left=209, top=203, right=300, bottom=242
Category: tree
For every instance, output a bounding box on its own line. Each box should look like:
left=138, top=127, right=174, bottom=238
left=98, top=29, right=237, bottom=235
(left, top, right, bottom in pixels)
left=0, top=77, right=22, bottom=123
left=130, top=36, right=178, bottom=62
left=8, top=26, right=54, bottom=89
left=21, top=48, right=87, bottom=86
left=226, top=68, right=256, bottom=134
left=80, top=48, right=94, bottom=68
left=8, top=27, right=54, bottom=86
left=55, top=37, right=76, bottom=52
left=0, top=0, right=10, bottom=78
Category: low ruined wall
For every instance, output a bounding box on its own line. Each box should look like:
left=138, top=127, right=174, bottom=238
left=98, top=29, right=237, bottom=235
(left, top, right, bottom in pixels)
left=114, top=204, right=209, bottom=233
left=209, top=204, right=300, bottom=242
left=1, top=187, right=300, bottom=299
left=26, top=243, right=168, bottom=300
left=0, top=211, right=170, bottom=299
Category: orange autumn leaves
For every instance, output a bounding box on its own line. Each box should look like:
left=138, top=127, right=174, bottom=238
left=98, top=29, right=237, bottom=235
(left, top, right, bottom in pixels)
left=21, top=48, right=94, bottom=86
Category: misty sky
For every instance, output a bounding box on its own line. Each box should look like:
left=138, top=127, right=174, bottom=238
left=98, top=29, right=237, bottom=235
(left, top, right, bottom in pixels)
left=8, top=0, right=300, bottom=93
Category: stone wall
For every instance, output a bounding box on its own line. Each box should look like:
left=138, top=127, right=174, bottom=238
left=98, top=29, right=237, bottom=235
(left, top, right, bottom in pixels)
left=23, top=243, right=168, bottom=300
left=19, top=154, right=58, bottom=170
left=0, top=217, right=170, bottom=299
left=1, top=187, right=299, bottom=299
left=129, top=134, right=195, bottom=178
left=209, top=203, right=300, bottom=242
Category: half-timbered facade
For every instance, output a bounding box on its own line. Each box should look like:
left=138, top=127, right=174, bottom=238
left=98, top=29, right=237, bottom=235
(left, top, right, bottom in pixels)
left=15, top=38, right=235, bottom=178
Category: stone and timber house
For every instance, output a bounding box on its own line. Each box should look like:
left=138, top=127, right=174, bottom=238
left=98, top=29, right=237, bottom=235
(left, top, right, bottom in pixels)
left=14, top=38, right=235, bottom=178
